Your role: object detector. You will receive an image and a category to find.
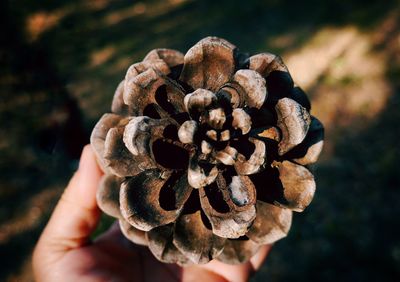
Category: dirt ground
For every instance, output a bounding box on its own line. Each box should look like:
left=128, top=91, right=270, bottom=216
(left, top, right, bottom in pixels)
left=1, top=0, right=400, bottom=281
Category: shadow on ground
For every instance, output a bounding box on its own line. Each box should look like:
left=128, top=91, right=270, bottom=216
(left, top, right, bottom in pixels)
left=254, top=74, right=400, bottom=281
left=1, top=0, right=399, bottom=281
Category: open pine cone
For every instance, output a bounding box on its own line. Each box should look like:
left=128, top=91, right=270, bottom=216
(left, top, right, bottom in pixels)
left=91, top=37, right=324, bottom=265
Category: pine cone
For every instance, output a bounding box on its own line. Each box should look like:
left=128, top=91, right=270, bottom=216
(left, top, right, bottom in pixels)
left=91, top=37, right=324, bottom=265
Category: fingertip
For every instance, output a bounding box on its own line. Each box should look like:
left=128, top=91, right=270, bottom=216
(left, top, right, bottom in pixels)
left=65, top=145, right=103, bottom=210
left=40, top=145, right=104, bottom=243
left=80, top=145, right=103, bottom=177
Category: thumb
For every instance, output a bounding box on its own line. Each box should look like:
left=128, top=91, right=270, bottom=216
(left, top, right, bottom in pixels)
left=33, top=145, right=103, bottom=263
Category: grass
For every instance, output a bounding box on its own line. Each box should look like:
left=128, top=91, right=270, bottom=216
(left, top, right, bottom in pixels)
left=1, top=0, right=400, bottom=281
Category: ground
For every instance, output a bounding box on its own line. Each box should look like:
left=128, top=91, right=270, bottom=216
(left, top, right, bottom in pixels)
left=1, top=0, right=400, bottom=281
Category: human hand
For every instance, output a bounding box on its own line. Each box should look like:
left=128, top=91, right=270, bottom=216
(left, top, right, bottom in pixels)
left=33, top=145, right=271, bottom=282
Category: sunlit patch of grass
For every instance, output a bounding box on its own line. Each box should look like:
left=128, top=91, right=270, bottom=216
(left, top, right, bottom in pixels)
left=102, top=0, right=193, bottom=26
left=26, top=9, right=71, bottom=41
left=268, top=32, right=298, bottom=51
left=90, top=46, right=116, bottom=68
left=321, top=73, right=362, bottom=87
left=84, top=0, right=111, bottom=11
left=103, top=2, right=147, bottom=25
left=286, top=24, right=392, bottom=141
left=285, top=26, right=359, bottom=89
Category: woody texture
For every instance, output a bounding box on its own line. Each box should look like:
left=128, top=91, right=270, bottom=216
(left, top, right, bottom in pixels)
left=91, top=37, right=324, bottom=265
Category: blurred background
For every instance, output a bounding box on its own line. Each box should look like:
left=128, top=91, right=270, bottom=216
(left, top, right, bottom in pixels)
left=1, top=0, right=399, bottom=281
